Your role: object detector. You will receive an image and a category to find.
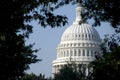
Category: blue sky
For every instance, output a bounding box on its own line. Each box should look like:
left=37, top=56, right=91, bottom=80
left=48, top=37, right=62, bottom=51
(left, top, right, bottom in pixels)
left=26, top=4, right=115, bottom=77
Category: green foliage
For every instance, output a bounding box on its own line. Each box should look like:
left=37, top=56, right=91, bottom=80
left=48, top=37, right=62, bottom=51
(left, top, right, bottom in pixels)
left=20, top=73, right=47, bottom=80
left=0, top=0, right=69, bottom=79
left=54, top=0, right=120, bottom=32
left=53, top=62, right=88, bottom=80
left=91, top=34, right=120, bottom=80
left=0, top=32, right=40, bottom=80
left=0, top=0, right=71, bottom=79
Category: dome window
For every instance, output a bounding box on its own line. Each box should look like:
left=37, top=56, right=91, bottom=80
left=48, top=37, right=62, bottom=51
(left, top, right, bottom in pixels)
left=65, top=51, right=67, bottom=57
left=82, top=34, right=84, bottom=38
left=85, top=34, right=87, bottom=38
left=83, top=49, right=85, bottom=56
left=75, top=35, right=77, bottom=37
left=86, top=43, right=89, bottom=46
left=70, top=50, right=73, bottom=56
left=78, top=43, right=80, bottom=46
left=82, top=43, right=84, bottom=46
left=67, top=50, right=69, bottom=56
left=74, top=43, right=76, bottom=46
left=79, top=34, right=81, bottom=37
left=88, top=34, right=91, bottom=39
left=91, top=51, right=93, bottom=56
left=78, top=50, right=81, bottom=56
left=74, top=50, right=77, bottom=56
left=87, top=50, right=89, bottom=56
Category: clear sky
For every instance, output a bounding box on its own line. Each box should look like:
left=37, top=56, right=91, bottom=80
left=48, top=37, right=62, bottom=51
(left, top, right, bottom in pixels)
left=26, top=4, right=115, bottom=78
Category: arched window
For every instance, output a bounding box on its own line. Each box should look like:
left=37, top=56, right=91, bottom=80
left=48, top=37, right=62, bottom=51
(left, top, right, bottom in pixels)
left=78, top=50, right=81, bottom=56
left=82, top=34, right=84, bottom=40
left=87, top=50, right=89, bottom=56
left=78, top=43, right=80, bottom=46
left=83, top=49, right=85, bottom=56
left=89, top=34, right=91, bottom=40
left=79, top=34, right=81, bottom=40
left=63, top=51, right=65, bottom=57
left=92, top=34, right=94, bottom=40
left=65, top=50, right=67, bottom=57
left=74, top=43, right=76, bottom=46
left=85, top=34, right=87, bottom=38
left=91, top=51, right=93, bottom=56
left=75, top=34, right=77, bottom=37
left=82, top=34, right=84, bottom=38
left=74, top=50, right=77, bottom=56
left=79, top=34, right=81, bottom=37
left=82, top=43, right=84, bottom=46
left=70, top=50, right=73, bottom=56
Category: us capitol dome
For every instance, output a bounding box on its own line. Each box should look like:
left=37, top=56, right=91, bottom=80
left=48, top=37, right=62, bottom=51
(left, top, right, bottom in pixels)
left=52, top=4, right=101, bottom=76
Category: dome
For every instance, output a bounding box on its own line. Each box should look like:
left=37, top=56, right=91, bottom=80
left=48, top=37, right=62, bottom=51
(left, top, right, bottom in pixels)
left=54, top=4, right=101, bottom=60
left=55, top=5, right=101, bottom=61
left=61, top=22, right=100, bottom=43
left=52, top=4, right=101, bottom=76
left=57, top=21, right=101, bottom=60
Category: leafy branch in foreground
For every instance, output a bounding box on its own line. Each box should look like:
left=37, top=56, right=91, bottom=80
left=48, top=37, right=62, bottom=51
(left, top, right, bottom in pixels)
left=91, top=33, right=120, bottom=80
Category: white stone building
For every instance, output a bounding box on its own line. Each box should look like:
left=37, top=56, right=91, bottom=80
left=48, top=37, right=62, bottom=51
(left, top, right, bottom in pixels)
left=52, top=4, right=101, bottom=77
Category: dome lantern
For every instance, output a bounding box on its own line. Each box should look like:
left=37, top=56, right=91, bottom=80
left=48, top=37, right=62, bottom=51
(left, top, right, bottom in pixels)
left=75, top=3, right=85, bottom=23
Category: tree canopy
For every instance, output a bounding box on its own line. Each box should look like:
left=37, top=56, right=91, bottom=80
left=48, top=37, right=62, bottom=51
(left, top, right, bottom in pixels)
left=91, top=34, right=120, bottom=80
left=53, top=63, right=87, bottom=80
left=20, top=73, right=48, bottom=80
left=54, top=0, right=120, bottom=32
left=0, top=0, right=68, bottom=80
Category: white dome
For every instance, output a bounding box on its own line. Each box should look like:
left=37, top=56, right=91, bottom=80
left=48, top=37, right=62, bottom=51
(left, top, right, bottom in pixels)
left=53, top=4, right=101, bottom=63
left=52, top=4, right=101, bottom=76
left=57, top=22, right=101, bottom=60
left=61, top=22, right=100, bottom=43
